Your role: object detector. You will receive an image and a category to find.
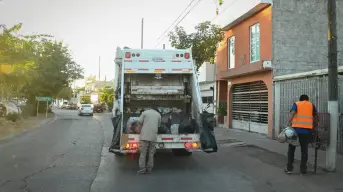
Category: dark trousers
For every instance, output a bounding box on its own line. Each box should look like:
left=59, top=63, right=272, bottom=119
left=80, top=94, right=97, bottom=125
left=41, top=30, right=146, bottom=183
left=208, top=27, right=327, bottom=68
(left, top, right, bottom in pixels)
left=287, top=133, right=311, bottom=171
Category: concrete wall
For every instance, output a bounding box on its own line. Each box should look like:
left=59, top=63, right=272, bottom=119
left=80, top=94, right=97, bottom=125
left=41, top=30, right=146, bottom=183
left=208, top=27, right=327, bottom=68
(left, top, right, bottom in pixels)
left=216, top=6, right=272, bottom=75
left=198, top=62, right=216, bottom=82
left=272, top=0, right=343, bottom=76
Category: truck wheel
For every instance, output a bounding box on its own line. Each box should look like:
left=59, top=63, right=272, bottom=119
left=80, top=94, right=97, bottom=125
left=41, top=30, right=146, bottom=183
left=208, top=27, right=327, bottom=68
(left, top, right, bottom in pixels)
left=172, top=149, right=192, bottom=156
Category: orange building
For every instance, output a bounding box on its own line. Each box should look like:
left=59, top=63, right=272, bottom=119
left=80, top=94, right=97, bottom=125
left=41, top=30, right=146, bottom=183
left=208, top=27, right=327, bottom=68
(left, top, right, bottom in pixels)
left=214, top=0, right=273, bottom=136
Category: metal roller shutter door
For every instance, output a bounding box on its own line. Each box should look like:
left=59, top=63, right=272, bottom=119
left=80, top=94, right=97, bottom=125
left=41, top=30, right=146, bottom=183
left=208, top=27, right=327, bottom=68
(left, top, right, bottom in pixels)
left=231, top=81, right=268, bottom=134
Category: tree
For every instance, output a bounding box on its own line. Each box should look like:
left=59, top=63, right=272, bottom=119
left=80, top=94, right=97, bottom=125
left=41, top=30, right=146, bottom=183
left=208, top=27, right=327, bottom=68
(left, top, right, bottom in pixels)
left=22, top=36, right=84, bottom=105
left=169, top=21, right=224, bottom=70
left=74, top=86, right=85, bottom=94
left=57, top=87, right=73, bottom=100
left=0, top=23, right=41, bottom=100
left=98, top=85, right=114, bottom=109
left=0, top=23, right=84, bottom=114
left=80, top=95, right=91, bottom=104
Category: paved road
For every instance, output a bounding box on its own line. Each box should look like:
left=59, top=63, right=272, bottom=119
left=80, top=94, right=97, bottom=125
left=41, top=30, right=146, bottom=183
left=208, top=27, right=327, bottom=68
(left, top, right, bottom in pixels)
left=92, top=113, right=342, bottom=192
left=1, top=110, right=342, bottom=192
left=0, top=109, right=104, bottom=192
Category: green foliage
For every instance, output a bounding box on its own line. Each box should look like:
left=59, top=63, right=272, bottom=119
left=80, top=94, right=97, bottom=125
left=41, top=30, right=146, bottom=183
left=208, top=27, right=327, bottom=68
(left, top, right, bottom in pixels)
left=168, top=21, right=224, bottom=70
left=20, top=104, right=34, bottom=118
left=57, top=87, right=73, bottom=100
left=216, top=101, right=227, bottom=116
left=6, top=112, right=20, bottom=122
left=0, top=23, right=84, bottom=115
left=98, top=86, right=114, bottom=110
left=80, top=95, right=91, bottom=104
left=74, top=86, right=85, bottom=94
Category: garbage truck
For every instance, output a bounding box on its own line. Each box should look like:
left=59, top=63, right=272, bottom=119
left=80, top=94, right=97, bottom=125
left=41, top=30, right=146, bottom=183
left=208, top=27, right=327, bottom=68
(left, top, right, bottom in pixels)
left=110, top=47, right=217, bottom=156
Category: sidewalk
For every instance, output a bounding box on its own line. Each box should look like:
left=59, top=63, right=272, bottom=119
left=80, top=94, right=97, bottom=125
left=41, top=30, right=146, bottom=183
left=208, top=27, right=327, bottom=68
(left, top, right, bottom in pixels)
left=215, top=127, right=343, bottom=173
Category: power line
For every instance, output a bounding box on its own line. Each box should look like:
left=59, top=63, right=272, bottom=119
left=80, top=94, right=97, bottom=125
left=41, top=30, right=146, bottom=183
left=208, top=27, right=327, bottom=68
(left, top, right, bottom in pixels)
left=155, top=0, right=197, bottom=43
left=155, top=0, right=202, bottom=48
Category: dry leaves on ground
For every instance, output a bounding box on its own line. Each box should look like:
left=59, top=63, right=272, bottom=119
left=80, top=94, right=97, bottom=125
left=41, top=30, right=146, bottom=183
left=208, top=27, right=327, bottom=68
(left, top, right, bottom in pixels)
left=0, top=113, right=54, bottom=140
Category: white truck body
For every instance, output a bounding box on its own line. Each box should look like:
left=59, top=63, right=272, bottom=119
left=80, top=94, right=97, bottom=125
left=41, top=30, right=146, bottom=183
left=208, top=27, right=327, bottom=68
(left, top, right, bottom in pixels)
left=112, top=47, right=203, bottom=154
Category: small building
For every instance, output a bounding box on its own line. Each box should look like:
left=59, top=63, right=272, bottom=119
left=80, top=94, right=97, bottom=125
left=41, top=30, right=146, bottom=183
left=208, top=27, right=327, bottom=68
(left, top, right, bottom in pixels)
left=198, top=62, right=216, bottom=114
left=214, top=0, right=343, bottom=137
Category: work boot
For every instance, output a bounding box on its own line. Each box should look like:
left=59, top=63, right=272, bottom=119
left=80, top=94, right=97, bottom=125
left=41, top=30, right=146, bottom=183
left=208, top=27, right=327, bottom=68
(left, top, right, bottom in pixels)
left=300, top=169, right=307, bottom=175
left=300, top=165, right=307, bottom=175
left=146, top=168, right=153, bottom=174
left=284, top=167, right=293, bottom=174
left=137, top=168, right=147, bottom=174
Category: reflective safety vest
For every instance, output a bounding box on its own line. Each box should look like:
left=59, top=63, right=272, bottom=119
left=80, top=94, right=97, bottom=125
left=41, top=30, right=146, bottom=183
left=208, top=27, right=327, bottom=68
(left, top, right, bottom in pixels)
left=292, top=101, right=314, bottom=129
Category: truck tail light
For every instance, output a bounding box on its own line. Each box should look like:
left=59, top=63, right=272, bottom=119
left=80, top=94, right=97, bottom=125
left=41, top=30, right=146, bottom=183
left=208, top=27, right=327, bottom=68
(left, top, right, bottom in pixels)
left=184, top=53, right=190, bottom=59
left=125, top=52, right=131, bottom=58
left=131, top=143, right=138, bottom=149
left=184, top=142, right=199, bottom=149
left=192, top=142, right=199, bottom=148
left=184, top=142, right=192, bottom=149
left=125, top=142, right=139, bottom=150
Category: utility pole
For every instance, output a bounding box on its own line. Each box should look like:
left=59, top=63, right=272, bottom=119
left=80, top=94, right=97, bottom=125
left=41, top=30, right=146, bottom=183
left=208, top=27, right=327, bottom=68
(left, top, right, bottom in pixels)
left=141, top=18, right=144, bottom=49
left=98, top=56, right=101, bottom=81
left=163, top=44, right=165, bottom=49
left=326, top=0, right=338, bottom=172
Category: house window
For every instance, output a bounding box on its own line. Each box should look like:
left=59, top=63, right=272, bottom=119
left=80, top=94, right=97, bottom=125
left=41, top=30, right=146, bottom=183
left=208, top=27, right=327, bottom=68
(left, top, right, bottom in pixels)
left=202, top=96, right=213, bottom=103
left=250, top=23, right=260, bottom=63
left=228, top=36, right=235, bottom=69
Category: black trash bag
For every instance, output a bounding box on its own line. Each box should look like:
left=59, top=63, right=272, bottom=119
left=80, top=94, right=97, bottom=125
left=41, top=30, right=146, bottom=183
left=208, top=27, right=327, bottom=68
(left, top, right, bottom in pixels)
left=109, top=115, right=122, bottom=151
left=179, top=118, right=196, bottom=134
left=202, top=111, right=216, bottom=131
left=158, top=122, right=171, bottom=134
left=200, top=113, right=218, bottom=153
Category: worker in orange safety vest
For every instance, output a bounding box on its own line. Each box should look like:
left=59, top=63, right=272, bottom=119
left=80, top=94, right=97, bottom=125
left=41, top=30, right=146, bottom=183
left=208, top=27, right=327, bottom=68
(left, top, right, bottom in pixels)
left=285, top=94, right=318, bottom=175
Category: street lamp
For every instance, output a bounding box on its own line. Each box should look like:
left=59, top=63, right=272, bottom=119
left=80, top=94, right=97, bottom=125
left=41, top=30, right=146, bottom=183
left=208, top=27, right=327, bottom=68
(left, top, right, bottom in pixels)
left=210, top=86, right=215, bottom=114
left=210, top=86, right=214, bottom=103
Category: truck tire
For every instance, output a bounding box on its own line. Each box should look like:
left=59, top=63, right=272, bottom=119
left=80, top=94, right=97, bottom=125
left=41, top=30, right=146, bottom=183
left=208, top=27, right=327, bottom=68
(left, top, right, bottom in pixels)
left=172, top=149, right=192, bottom=156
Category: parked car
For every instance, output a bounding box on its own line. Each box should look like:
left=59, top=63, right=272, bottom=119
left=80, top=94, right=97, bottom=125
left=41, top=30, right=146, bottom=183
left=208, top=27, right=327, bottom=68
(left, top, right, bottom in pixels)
left=78, top=104, right=93, bottom=116
left=69, top=104, right=78, bottom=110
left=93, top=104, right=105, bottom=113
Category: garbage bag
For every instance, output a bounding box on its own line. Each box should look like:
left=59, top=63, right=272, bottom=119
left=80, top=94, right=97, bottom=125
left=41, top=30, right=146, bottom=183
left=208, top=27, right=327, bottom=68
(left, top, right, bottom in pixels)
left=202, top=112, right=216, bottom=130
left=127, top=117, right=141, bottom=133
left=277, top=129, right=287, bottom=143
left=278, top=127, right=299, bottom=146
left=179, top=118, right=196, bottom=134
left=200, top=117, right=218, bottom=153
left=158, top=122, right=171, bottom=134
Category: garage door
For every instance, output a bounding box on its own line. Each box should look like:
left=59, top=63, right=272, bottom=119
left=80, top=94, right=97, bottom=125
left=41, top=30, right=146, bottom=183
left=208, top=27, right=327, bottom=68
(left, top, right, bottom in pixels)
left=231, top=81, right=268, bottom=134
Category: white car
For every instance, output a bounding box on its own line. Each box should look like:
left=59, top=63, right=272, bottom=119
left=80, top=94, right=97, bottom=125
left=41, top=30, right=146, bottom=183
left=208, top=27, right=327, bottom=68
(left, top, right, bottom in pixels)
left=78, top=104, right=93, bottom=116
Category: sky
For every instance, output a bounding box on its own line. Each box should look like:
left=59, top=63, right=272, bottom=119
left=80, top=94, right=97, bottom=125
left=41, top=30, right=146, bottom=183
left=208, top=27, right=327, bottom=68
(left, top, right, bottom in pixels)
left=0, top=0, right=218, bottom=86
